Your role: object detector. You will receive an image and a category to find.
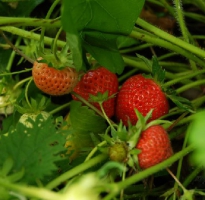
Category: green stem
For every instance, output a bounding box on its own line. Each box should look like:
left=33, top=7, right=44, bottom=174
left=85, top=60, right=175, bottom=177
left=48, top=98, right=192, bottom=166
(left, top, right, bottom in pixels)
left=39, top=0, right=61, bottom=52
left=13, top=76, right=32, bottom=90
left=104, top=144, right=195, bottom=200
left=118, top=68, right=139, bottom=83
left=129, top=28, right=205, bottom=68
left=176, top=79, right=205, bottom=94
left=184, top=12, right=205, bottom=23
left=164, top=69, right=205, bottom=87
left=0, top=26, right=65, bottom=48
left=0, top=17, right=60, bottom=27
left=49, top=102, right=70, bottom=115
left=119, top=43, right=153, bottom=54
left=173, top=120, right=191, bottom=196
left=53, top=27, right=63, bottom=61
left=46, top=153, right=108, bottom=190
left=71, top=91, right=115, bottom=124
left=25, top=77, right=33, bottom=109
left=84, top=140, right=107, bottom=162
left=123, top=56, right=183, bottom=81
left=0, top=69, right=32, bottom=77
left=174, top=0, right=189, bottom=43
left=182, top=166, right=202, bottom=188
left=173, top=0, right=197, bottom=72
left=99, top=103, right=115, bottom=130
left=158, top=0, right=175, bottom=15
left=135, top=18, right=205, bottom=59
left=6, top=37, right=21, bottom=71
left=194, top=0, right=205, bottom=13
left=0, top=178, right=60, bottom=200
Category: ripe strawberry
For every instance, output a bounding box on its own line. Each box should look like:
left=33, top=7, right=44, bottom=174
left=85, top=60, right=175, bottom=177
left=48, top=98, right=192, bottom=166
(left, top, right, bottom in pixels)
left=115, top=74, right=169, bottom=126
left=72, top=67, right=119, bottom=118
left=136, top=125, right=173, bottom=169
left=32, top=58, right=79, bottom=96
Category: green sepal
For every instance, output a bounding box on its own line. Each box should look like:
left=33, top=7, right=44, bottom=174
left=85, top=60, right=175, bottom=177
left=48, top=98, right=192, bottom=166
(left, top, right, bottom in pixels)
left=7, top=168, right=25, bottom=183
left=0, top=157, right=13, bottom=177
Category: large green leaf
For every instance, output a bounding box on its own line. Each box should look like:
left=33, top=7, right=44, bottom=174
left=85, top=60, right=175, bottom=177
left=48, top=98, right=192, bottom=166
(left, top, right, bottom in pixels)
left=0, top=114, right=66, bottom=184
left=69, top=101, right=107, bottom=134
left=61, top=0, right=145, bottom=73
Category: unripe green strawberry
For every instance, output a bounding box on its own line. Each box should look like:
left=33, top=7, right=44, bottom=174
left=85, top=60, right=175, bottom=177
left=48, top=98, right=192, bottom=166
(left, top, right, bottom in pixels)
left=136, top=125, right=173, bottom=169
left=109, top=142, right=128, bottom=162
left=115, top=74, right=169, bottom=126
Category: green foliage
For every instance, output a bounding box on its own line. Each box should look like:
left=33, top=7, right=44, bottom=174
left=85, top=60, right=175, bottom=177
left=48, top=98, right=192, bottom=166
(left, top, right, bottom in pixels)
left=0, top=0, right=44, bottom=17
left=0, top=114, right=67, bottom=185
left=61, top=0, right=145, bottom=74
left=188, top=110, right=205, bottom=166
left=69, top=101, right=107, bottom=134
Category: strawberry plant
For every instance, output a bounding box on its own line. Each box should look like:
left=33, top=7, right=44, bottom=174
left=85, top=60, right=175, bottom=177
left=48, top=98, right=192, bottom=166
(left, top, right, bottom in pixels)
left=0, top=0, right=205, bottom=199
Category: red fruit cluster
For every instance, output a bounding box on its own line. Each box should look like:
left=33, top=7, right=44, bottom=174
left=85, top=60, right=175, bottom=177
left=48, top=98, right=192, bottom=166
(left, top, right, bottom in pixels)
left=72, top=67, right=119, bottom=118
left=136, top=125, right=173, bottom=169
left=115, top=74, right=169, bottom=126
left=32, top=58, right=79, bottom=96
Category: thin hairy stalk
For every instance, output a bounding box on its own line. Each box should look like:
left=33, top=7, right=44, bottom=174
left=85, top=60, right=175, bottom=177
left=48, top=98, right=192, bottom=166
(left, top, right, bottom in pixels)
left=46, top=154, right=108, bottom=190
left=135, top=18, right=205, bottom=59
left=0, top=30, right=34, bottom=64
left=0, top=26, right=65, bottom=48
left=173, top=0, right=197, bottom=71
left=129, top=28, right=205, bottom=68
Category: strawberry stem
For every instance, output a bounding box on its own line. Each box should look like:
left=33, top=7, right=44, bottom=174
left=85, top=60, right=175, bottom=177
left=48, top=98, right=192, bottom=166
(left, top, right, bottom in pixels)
left=176, top=79, right=205, bottom=94
left=13, top=76, right=32, bottom=91
left=103, top=144, right=195, bottom=200
left=39, top=0, right=61, bottom=53
left=46, top=154, right=108, bottom=190
left=0, top=30, right=34, bottom=64
left=84, top=140, right=107, bottom=162
left=25, top=77, right=34, bottom=109
left=99, top=102, right=116, bottom=131
left=164, top=69, right=205, bottom=88
left=166, top=168, right=187, bottom=193
left=49, top=102, right=71, bottom=115
left=135, top=18, right=205, bottom=60
left=52, top=27, right=63, bottom=62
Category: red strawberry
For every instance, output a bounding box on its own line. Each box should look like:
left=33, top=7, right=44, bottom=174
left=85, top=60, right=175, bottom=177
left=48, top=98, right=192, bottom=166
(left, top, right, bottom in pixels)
left=136, top=125, right=173, bottom=169
left=72, top=67, right=119, bottom=118
left=115, top=74, right=169, bottom=126
left=32, top=57, right=79, bottom=96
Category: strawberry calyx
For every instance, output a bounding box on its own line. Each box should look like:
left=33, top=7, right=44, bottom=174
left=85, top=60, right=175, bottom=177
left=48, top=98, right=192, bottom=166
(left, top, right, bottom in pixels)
left=137, top=54, right=195, bottom=113
left=15, top=95, right=50, bottom=115
left=105, top=108, right=172, bottom=170
left=35, top=52, right=75, bottom=71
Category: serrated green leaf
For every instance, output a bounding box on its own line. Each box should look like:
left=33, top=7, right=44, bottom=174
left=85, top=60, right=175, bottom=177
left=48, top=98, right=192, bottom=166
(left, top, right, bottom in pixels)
left=0, top=114, right=67, bottom=184
left=168, top=95, right=194, bottom=113
left=166, top=87, right=194, bottom=113
left=69, top=101, right=107, bottom=134
left=0, top=157, right=13, bottom=177
left=136, top=54, right=152, bottom=71
left=151, top=56, right=166, bottom=84
left=89, top=91, right=109, bottom=103
left=7, top=168, right=25, bottom=183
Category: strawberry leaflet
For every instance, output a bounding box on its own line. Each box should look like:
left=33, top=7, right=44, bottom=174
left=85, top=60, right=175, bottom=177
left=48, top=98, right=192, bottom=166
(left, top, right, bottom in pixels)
left=0, top=114, right=67, bottom=184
